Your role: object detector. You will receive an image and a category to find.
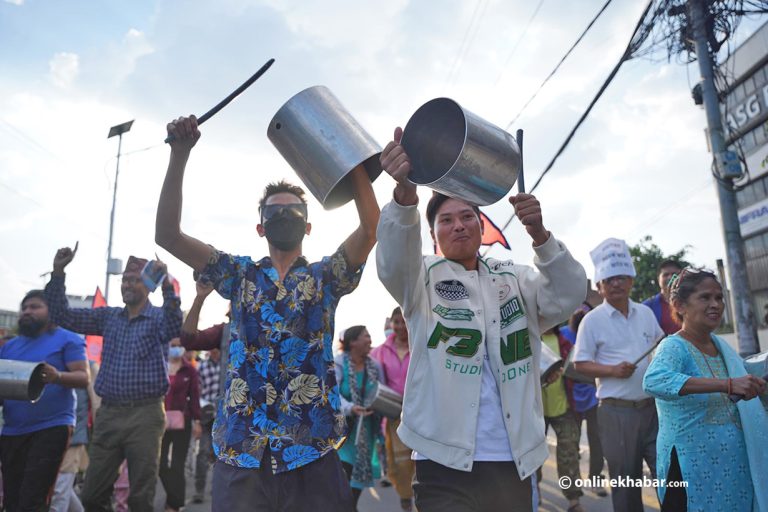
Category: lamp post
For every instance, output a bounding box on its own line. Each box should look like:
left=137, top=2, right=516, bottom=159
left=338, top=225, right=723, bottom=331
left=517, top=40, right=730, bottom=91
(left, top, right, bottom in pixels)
left=105, top=120, right=134, bottom=303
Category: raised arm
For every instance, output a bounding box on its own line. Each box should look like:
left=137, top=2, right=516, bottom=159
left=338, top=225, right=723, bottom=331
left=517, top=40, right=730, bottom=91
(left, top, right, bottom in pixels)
left=155, top=115, right=215, bottom=272
left=375, top=127, right=426, bottom=317
left=340, top=165, right=380, bottom=269
left=45, top=245, right=109, bottom=335
left=180, top=279, right=224, bottom=351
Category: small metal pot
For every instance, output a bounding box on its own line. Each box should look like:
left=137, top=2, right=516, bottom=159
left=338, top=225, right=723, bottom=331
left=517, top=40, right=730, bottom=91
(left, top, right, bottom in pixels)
left=401, top=98, right=521, bottom=206
left=540, top=343, right=564, bottom=386
left=368, top=382, right=403, bottom=419
left=744, top=350, right=768, bottom=377
left=267, top=86, right=383, bottom=210
left=0, top=360, right=47, bottom=402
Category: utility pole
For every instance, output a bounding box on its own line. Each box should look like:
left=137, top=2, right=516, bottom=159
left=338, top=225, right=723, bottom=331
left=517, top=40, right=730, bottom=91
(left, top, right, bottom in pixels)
left=688, top=0, right=759, bottom=355
left=106, top=120, right=134, bottom=303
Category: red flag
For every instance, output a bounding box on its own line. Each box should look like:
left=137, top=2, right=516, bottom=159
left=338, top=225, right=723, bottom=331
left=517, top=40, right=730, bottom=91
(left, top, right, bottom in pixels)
left=479, top=211, right=510, bottom=250
left=433, top=210, right=510, bottom=255
left=85, top=287, right=106, bottom=363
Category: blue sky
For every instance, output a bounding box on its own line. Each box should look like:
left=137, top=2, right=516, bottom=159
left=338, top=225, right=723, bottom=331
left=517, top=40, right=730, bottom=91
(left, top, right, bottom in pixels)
left=1, top=0, right=765, bottom=340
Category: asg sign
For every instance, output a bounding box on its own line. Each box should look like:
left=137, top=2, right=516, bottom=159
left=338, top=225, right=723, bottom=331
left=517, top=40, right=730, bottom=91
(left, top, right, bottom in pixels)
left=723, top=86, right=767, bottom=135
left=739, top=196, right=768, bottom=237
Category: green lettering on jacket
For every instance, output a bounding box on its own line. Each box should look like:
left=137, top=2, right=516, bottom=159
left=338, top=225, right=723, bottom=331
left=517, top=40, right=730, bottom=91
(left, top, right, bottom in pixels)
left=427, top=322, right=482, bottom=358
left=500, top=328, right=531, bottom=365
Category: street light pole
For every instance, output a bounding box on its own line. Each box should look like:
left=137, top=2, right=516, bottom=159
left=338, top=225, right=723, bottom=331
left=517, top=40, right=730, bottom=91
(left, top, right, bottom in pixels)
left=106, top=120, right=134, bottom=303
left=688, top=0, right=759, bottom=355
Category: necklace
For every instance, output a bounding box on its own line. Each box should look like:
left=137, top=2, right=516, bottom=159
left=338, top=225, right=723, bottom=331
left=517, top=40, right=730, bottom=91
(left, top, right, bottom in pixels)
left=696, top=345, right=741, bottom=428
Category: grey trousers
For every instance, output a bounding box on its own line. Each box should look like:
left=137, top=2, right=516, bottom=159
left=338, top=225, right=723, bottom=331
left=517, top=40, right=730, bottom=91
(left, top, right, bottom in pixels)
left=597, top=401, right=658, bottom=512
left=81, top=400, right=165, bottom=512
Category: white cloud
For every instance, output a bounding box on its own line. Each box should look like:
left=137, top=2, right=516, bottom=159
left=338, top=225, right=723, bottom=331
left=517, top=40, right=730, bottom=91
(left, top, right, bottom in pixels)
left=48, top=52, right=79, bottom=88
left=109, top=28, right=155, bottom=84
left=4, top=0, right=24, bottom=5
left=2, top=2, right=763, bottom=337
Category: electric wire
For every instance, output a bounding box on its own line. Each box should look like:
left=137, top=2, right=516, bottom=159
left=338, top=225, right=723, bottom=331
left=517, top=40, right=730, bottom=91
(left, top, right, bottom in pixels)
left=483, top=1, right=656, bottom=254
left=493, top=0, right=546, bottom=87
left=505, top=0, right=614, bottom=130
left=443, top=0, right=490, bottom=90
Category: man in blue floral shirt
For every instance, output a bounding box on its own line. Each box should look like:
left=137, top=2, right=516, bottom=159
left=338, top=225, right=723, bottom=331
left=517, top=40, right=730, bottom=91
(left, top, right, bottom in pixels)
left=156, top=115, right=379, bottom=512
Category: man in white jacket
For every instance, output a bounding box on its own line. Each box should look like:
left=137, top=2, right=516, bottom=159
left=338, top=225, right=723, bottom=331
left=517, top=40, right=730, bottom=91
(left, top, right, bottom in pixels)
left=376, top=127, right=587, bottom=511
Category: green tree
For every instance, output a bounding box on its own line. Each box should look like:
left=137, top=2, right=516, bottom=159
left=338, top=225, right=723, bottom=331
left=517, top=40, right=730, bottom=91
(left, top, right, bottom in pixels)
left=629, top=236, right=691, bottom=303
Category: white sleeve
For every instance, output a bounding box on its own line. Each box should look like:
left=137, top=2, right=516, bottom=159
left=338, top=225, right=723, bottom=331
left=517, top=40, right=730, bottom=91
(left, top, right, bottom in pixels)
left=573, top=313, right=597, bottom=363
left=376, top=199, right=426, bottom=317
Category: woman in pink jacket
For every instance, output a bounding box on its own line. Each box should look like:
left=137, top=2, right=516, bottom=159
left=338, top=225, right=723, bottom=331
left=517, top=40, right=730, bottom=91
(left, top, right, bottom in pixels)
left=371, top=307, right=414, bottom=511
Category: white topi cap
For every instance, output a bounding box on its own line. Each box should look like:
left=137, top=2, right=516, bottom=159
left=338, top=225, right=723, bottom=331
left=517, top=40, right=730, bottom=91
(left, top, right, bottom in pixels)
left=590, top=238, right=636, bottom=283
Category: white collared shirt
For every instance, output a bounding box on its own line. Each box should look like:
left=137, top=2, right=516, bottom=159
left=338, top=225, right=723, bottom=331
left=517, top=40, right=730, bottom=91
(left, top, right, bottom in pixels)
left=573, top=300, right=664, bottom=401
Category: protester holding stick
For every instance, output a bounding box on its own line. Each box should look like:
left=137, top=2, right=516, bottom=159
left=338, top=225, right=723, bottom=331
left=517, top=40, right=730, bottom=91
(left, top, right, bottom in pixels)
left=376, top=127, right=586, bottom=511
left=643, top=268, right=768, bottom=511
left=156, top=115, right=379, bottom=512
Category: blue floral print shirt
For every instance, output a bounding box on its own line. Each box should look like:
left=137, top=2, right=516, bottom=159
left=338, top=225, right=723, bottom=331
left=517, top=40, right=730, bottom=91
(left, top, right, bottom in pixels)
left=201, top=246, right=363, bottom=473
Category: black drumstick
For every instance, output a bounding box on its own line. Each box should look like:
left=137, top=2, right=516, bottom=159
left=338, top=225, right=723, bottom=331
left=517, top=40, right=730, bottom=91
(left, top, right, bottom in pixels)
left=165, top=58, right=275, bottom=143
left=516, top=129, right=525, bottom=194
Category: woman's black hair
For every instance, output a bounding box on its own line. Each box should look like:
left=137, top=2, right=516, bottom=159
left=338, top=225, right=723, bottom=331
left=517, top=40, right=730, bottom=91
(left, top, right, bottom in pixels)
left=669, top=268, right=720, bottom=323
left=390, top=307, right=403, bottom=320
left=341, top=325, right=367, bottom=352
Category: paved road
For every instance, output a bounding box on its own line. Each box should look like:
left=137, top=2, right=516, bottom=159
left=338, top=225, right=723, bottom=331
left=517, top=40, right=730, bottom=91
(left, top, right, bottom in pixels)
left=158, top=430, right=661, bottom=511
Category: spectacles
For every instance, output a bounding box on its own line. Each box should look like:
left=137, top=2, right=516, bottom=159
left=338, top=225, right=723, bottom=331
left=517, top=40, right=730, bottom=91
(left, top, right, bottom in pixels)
left=602, top=275, right=630, bottom=285
left=260, top=203, right=307, bottom=222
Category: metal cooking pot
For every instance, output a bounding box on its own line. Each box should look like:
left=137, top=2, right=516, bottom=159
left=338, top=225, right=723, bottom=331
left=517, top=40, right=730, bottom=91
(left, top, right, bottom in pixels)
left=0, top=360, right=47, bottom=402
left=563, top=348, right=596, bottom=385
left=744, top=350, right=768, bottom=377
left=368, top=382, right=403, bottom=419
left=540, top=343, right=564, bottom=386
left=401, top=97, right=521, bottom=206
left=267, top=86, right=383, bottom=210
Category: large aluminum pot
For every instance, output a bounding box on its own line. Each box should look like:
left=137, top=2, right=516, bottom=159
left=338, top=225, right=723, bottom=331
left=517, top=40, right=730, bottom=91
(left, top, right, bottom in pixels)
left=540, top=343, right=564, bottom=386
left=401, top=98, right=521, bottom=206
left=368, top=382, right=403, bottom=419
left=744, top=350, right=768, bottom=377
left=267, top=86, right=383, bottom=210
left=0, top=360, right=46, bottom=402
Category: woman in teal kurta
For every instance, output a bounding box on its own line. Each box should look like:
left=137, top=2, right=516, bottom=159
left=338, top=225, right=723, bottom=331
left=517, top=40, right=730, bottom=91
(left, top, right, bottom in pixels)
left=334, top=325, right=383, bottom=510
left=643, top=268, right=768, bottom=511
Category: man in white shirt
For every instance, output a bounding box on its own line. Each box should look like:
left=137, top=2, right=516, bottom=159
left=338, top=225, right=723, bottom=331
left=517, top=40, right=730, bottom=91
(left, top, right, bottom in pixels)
left=573, top=238, right=664, bottom=512
left=376, top=127, right=587, bottom=512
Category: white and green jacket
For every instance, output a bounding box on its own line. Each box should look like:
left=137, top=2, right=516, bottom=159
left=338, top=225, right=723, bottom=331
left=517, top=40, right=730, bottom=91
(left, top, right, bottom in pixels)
left=376, top=199, right=587, bottom=479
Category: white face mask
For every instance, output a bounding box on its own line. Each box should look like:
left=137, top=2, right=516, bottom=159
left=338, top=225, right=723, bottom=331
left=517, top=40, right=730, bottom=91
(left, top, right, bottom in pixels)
left=384, top=329, right=394, bottom=339
left=169, top=346, right=185, bottom=359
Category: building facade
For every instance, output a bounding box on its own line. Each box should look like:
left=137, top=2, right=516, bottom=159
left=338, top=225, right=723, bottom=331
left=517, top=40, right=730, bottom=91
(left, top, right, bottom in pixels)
left=723, top=22, right=768, bottom=326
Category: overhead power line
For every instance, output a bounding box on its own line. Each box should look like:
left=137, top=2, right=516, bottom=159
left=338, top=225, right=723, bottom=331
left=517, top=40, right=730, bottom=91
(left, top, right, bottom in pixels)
left=493, top=0, right=546, bottom=86
left=487, top=1, right=657, bottom=246
left=443, top=0, right=490, bottom=90
left=505, top=0, right=614, bottom=129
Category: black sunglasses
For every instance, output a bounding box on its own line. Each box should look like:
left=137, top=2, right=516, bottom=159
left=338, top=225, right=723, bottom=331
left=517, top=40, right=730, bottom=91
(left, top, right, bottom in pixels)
left=260, top=203, right=308, bottom=222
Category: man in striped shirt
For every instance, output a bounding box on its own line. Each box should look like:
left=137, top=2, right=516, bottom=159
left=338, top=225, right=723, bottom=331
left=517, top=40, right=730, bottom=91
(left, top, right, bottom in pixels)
left=45, top=248, right=182, bottom=512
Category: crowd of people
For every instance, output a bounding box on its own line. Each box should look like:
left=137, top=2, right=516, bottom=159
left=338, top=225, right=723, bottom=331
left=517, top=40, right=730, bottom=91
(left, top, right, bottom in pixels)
left=0, top=116, right=767, bottom=512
